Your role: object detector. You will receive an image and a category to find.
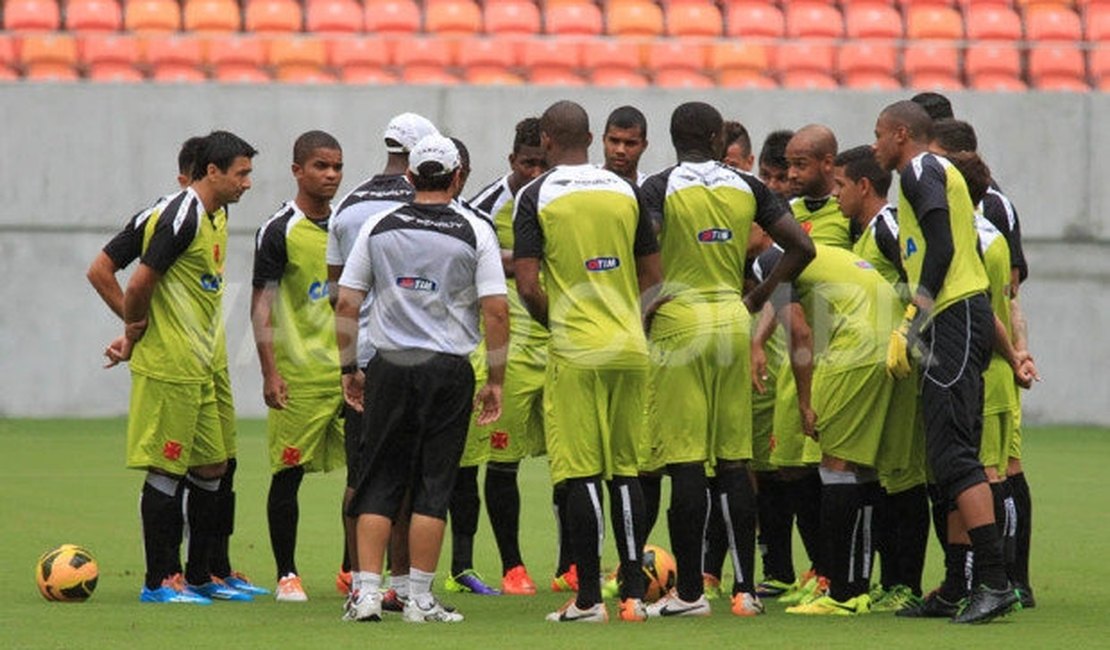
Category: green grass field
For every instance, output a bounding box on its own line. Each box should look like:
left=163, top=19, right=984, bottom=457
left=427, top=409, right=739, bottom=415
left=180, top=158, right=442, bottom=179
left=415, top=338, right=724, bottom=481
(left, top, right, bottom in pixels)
left=2, top=419, right=1108, bottom=649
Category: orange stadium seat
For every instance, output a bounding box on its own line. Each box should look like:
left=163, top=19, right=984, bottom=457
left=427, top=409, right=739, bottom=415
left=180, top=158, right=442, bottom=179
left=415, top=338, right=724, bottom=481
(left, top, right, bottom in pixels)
left=401, top=66, right=460, bottom=84
left=1089, top=5, right=1110, bottom=41
left=582, top=37, right=642, bottom=74
left=725, top=2, right=784, bottom=40
left=965, top=4, right=1022, bottom=41
left=364, top=0, right=421, bottom=34
left=183, top=0, right=242, bottom=33
left=66, top=0, right=124, bottom=32
left=902, top=41, right=959, bottom=78
left=965, top=42, right=1021, bottom=81
left=544, top=3, right=602, bottom=35
left=484, top=1, right=541, bottom=35
left=340, top=65, right=397, bottom=83
left=327, top=36, right=390, bottom=68
left=3, top=0, right=61, bottom=31
left=906, top=5, right=964, bottom=39
left=894, top=0, right=957, bottom=7
left=0, top=35, right=15, bottom=68
left=276, top=65, right=337, bottom=83
left=305, top=0, right=364, bottom=34
left=146, top=33, right=204, bottom=70
left=88, top=61, right=144, bottom=81
left=1089, top=46, right=1110, bottom=90
left=80, top=33, right=140, bottom=68
left=844, top=2, right=903, bottom=40
left=522, top=36, right=584, bottom=83
left=591, top=67, right=649, bottom=87
left=842, top=71, right=902, bottom=90
left=777, top=41, right=835, bottom=75
left=647, top=39, right=707, bottom=74
left=717, top=70, right=777, bottom=89
left=213, top=63, right=271, bottom=81
left=709, top=41, right=770, bottom=78
left=395, top=36, right=454, bottom=82
left=19, top=33, right=78, bottom=80
left=245, top=0, right=303, bottom=33
left=267, top=35, right=327, bottom=69
left=968, top=72, right=1027, bottom=92
left=0, top=67, right=17, bottom=81
left=665, top=3, right=723, bottom=37
left=606, top=1, right=665, bottom=37
left=838, top=41, right=897, bottom=78
left=456, top=36, right=517, bottom=74
left=1028, top=43, right=1087, bottom=89
left=781, top=70, right=839, bottom=90
left=124, top=0, right=182, bottom=32
left=464, top=66, right=523, bottom=84
left=906, top=72, right=964, bottom=91
left=785, top=2, right=843, bottom=39
left=654, top=68, right=714, bottom=88
left=1024, top=4, right=1082, bottom=41
left=424, top=0, right=482, bottom=35
left=151, top=64, right=207, bottom=81
left=206, top=33, right=266, bottom=68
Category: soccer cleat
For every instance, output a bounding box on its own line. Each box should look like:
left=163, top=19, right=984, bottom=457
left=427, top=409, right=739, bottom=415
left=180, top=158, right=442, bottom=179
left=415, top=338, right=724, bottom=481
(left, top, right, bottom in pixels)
left=381, top=588, right=406, bottom=612
left=190, top=579, right=254, bottom=602
left=703, top=573, right=723, bottom=600
left=222, top=571, right=270, bottom=596
left=786, top=593, right=871, bottom=616
left=730, top=592, right=765, bottom=617
left=778, top=570, right=818, bottom=605
left=546, top=598, right=609, bottom=623
left=896, top=588, right=962, bottom=618
left=445, top=569, right=501, bottom=595
left=501, top=565, right=537, bottom=595
left=645, top=591, right=712, bottom=618
left=871, top=584, right=923, bottom=613
left=336, top=569, right=352, bottom=595
left=551, top=565, right=579, bottom=593
left=275, top=573, right=308, bottom=602
left=341, top=591, right=358, bottom=621
left=950, top=584, right=1020, bottom=624
left=351, top=590, right=383, bottom=622
left=618, top=598, right=647, bottom=622
left=755, top=578, right=793, bottom=598
left=789, top=576, right=829, bottom=607
left=1015, top=583, right=1036, bottom=609
left=601, top=570, right=619, bottom=599
left=140, top=573, right=212, bottom=604
left=403, top=597, right=465, bottom=623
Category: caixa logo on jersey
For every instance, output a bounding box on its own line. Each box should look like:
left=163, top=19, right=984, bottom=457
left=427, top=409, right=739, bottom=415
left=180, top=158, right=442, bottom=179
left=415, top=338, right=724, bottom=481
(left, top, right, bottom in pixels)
left=697, top=228, right=733, bottom=243
left=396, top=276, right=437, bottom=292
left=308, top=280, right=329, bottom=301
left=199, top=273, right=222, bottom=292
left=584, top=257, right=620, bottom=272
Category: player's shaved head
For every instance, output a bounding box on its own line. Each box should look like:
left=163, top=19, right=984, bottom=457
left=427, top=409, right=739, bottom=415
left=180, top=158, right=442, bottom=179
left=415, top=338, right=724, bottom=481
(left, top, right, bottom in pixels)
left=540, top=100, right=591, bottom=149
left=293, top=130, right=341, bottom=165
left=788, top=125, right=838, bottom=160
left=879, top=101, right=934, bottom=143
left=670, top=101, right=723, bottom=158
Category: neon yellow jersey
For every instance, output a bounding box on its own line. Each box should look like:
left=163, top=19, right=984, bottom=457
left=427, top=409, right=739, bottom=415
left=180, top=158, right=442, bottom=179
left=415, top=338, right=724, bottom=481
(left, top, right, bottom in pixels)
left=976, top=214, right=1017, bottom=416
left=897, top=153, right=989, bottom=316
left=852, top=205, right=908, bottom=302
left=253, top=201, right=340, bottom=394
left=132, top=188, right=228, bottom=383
left=513, top=164, right=659, bottom=369
left=790, top=195, right=852, bottom=249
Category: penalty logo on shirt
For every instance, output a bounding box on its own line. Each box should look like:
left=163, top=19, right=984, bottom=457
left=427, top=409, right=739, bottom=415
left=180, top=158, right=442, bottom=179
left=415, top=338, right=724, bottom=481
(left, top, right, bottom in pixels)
left=584, top=257, right=620, bottom=272
left=697, top=228, right=733, bottom=243
left=396, top=276, right=438, bottom=292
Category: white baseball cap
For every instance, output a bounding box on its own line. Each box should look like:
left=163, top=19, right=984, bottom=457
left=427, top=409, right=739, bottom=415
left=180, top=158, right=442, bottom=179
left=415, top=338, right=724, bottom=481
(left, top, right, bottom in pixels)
left=408, top=134, right=460, bottom=176
left=383, top=112, right=438, bottom=154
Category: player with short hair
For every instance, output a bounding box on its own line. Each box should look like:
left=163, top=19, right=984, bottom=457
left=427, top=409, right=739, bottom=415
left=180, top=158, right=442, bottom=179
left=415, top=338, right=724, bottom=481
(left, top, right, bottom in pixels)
left=874, top=101, right=1018, bottom=624
left=785, top=125, right=853, bottom=249
left=910, top=92, right=955, bottom=122
left=251, top=130, right=346, bottom=602
left=103, top=131, right=259, bottom=604
left=722, top=120, right=754, bottom=171
left=515, top=100, right=661, bottom=624
left=338, top=134, right=509, bottom=624
left=757, top=130, right=795, bottom=199
left=602, top=105, right=650, bottom=185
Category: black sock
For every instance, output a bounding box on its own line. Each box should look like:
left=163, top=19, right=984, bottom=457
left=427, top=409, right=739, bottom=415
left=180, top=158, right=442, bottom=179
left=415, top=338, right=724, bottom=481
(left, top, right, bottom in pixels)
left=968, top=523, right=1008, bottom=590
left=875, top=487, right=896, bottom=590
left=1008, top=472, right=1032, bottom=587
left=990, top=481, right=1017, bottom=569
left=667, top=464, right=708, bottom=601
left=608, top=476, right=647, bottom=600
left=267, top=466, right=304, bottom=579
left=856, top=480, right=881, bottom=597
left=485, top=462, right=523, bottom=574
left=938, top=543, right=973, bottom=601
left=566, top=477, right=603, bottom=608
left=209, top=457, right=235, bottom=579
left=640, top=473, right=662, bottom=540
left=140, top=473, right=183, bottom=590
left=891, top=484, right=930, bottom=596
left=927, top=483, right=949, bottom=551
left=716, top=464, right=758, bottom=595
left=820, top=479, right=864, bottom=602
left=756, top=472, right=795, bottom=583
left=449, top=465, right=480, bottom=576
left=702, top=476, right=728, bottom=580
left=553, top=483, right=572, bottom=575
left=788, top=471, right=823, bottom=573
left=184, top=474, right=222, bottom=586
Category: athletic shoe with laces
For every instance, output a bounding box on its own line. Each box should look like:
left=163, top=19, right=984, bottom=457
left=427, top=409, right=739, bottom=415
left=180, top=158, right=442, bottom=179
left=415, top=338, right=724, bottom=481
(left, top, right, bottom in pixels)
left=730, top=592, right=765, bottom=617
left=403, top=596, right=465, bottom=623
left=546, top=598, right=609, bottom=623
left=778, top=570, right=818, bottom=605
left=351, top=590, right=383, bottom=622
left=381, top=588, right=406, bottom=612
left=191, top=579, right=254, bottom=602
left=1015, top=583, right=1036, bottom=609
left=871, top=584, right=923, bottom=613
left=139, top=573, right=212, bottom=604
left=786, top=593, right=871, bottom=616
left=551, top=565, right=579, bottom=592
left=341, top=591, right=358, bottom=621
left=755, top=578, right=793, bottom=598
left=703, top=573, right=723, bottom=600
left=618, top=598, right=647, bottom=622
left=786, top=575, right=829, bottom=607
left=275, top=573, right=308, bottom=602
left=645, top=591, right=712, bottom=618
left=222, top=571, right=270, bottom=596
left=950, top=584, right=1020, bottom=624
left=895, top=588, right=962, bottom=618
left=336, top=569, right=352, bottom=595
left=445, top=569, right=500, bottom=595
left=601, top=570, right=619, bottom=599
left=501, top=565, right=537, bottom=595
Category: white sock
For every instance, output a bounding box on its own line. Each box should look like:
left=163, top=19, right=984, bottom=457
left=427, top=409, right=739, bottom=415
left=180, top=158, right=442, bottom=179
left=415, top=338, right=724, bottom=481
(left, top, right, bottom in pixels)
left=354, top=571, right=378, bottom=596
left=409, top=569, right=435, bottom=608
left=391, top=573, right=409, bottom=598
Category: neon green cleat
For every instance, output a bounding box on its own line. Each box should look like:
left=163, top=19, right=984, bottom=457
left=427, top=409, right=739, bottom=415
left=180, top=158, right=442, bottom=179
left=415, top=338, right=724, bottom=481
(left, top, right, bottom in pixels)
left=601, top=570, right=619, bottom=599
left=778, top=570, right=817, bottom=605
left=703, top=574, right=723, bottom=600
left=786, top=593, right=872, bottom=616
left=871, top=584, right=924, bottom=613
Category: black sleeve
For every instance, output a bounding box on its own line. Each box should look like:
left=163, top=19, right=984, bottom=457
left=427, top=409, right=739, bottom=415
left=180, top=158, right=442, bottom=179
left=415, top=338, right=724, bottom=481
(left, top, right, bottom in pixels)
left=512, top=176, right=545, bottom=260
left=102, top=209, right=147, bottom=269
left=632, top=184, right=660, bottom=257
left=981, top=191, right=1028, bottom=283
left=748, top=173, right=788, bottom=230
left=752, top=246, right=798, bottom=311
left=139, top=195, right=197, bottom=275
left=874, top=216, right=908, bottom=284
left=252, top=214, right=291, bottom=288
left=639, top=168, right=669, bottom=231
left=901, top=156, right=953, bottom=301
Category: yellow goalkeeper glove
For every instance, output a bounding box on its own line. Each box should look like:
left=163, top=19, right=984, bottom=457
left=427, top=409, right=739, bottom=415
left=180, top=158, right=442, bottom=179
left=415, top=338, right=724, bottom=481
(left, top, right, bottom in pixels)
left=887, top=303, right=925, bottom=379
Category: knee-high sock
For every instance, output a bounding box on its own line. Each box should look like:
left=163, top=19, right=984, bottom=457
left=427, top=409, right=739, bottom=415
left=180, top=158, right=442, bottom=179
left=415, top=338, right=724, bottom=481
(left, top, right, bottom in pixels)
left=667, top=464, right=709, bottom=601
left=989, top=481, right=1017, bottom=571
left=1008, top=472, right=1032, bottom=588
left=819, top=468, right=866, bottom=602
left=141, top=473, right=183, bottom=590
left=716, top=464, right=758, bottom=596
left=267, top=466, right=304, bottom=579
left=608, top=476, right=647, bottom=600
left=788, top=470, right=823, bottom=573
left=485, top=462, right=523, bottom=574
left=566, top=477, right=604, bottom=608
left=756, top=472, right=795, bottom=583
left=891, top=484, right=930, bottom=596
left=927, top=483, right=949, bottom=551
left=553, top=483, right=573, bottom=576
left=640, top=473, right=662, bottom=540
left=875, top=487, right=896, bottom=590
left=702, top=475, right=728, bottom=580
left=210, top=457, right=236, bottom=579
left=856, top=478, right=880, bottom=597
left=184, top=473, right=222, bottom=586
left=449, top=465, right=480, bottom=576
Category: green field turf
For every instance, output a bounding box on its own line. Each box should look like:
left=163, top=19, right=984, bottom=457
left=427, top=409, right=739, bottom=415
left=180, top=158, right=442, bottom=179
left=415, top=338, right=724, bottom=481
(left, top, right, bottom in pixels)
left=2, top=419, right=1107, bottom=649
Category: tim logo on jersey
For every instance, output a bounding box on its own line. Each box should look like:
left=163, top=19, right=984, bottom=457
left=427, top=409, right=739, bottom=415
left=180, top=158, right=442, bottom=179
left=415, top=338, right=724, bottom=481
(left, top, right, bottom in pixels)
left=584, top=257, right=620, bottom=272
left=396, top=276, right=438, bottom=292
left=697, top=228, right=733, bottom=243
left=199, top=273, right=223, bottom=292
left=308, top=280, right=329, bottom=301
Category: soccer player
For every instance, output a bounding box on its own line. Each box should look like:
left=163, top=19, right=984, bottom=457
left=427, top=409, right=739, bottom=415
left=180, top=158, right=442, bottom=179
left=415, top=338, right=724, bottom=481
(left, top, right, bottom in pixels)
left=873, top=100, right=1018, bottom=624
left=103, top=131, right=258, bottom=604
left=326, top=112, right=438, bottom=608
left=601, top=105, right=650, bottom=185
left=785, top=125, right=853, bottom=248
left=514, top=100, right=660, bottom=623
left=722, top=120, right=754, bottom=171
left=640, top=102, right=814, bottom=619
left=251, top=131, right=346, bottom=602
left=910, top=91, right=955, bottom=122
left=467, top=118, right=548, bottom=596
left=337, top=134, right=509, bottom=623
left=757, top=130, right=794, bottom=199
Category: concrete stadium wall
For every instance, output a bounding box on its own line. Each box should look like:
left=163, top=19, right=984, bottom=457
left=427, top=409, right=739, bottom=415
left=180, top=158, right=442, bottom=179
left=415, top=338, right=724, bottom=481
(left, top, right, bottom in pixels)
left=1, top=85, right=1107, bottom=424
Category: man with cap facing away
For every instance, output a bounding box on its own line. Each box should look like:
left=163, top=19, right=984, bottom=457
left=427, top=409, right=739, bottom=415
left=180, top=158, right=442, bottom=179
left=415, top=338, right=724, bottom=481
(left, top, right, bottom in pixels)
left=336, top=134, right=510, bottom=624
left=327, top=111, right=438, bottom=607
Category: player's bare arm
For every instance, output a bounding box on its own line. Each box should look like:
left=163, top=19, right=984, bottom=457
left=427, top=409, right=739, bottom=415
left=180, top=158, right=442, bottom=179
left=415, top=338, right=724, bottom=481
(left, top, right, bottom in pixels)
left=513, top=257, right=547, bottom=328
left=780, top=302, right=817, bottom=441
left=86, top=252, right=125, bottom=320
left=104, top=263, right=160, bottom=367
left=745, top=215, right=815, bottom=314
left=751, top=302, right=777, bottom=394
left=250, top=282, right=288, bottom=409
left=475, top=294, right=510, bottom=426
left=335, top=285, right=366, bottom=412
left=327, top=263, right=343, bottom=309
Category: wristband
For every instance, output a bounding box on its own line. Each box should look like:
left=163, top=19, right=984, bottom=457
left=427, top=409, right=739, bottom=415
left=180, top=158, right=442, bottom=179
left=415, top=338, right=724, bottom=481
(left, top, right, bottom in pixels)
left=340, top=363, right=358, bottom=375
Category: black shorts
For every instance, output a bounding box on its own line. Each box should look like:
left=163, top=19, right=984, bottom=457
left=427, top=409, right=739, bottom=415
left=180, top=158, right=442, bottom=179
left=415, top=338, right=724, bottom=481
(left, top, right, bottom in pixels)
left=348, top=350, right=475, bottom=521
left=919, top=294, right=994, bottom=502
left=343, top=401, right=362, bottom=489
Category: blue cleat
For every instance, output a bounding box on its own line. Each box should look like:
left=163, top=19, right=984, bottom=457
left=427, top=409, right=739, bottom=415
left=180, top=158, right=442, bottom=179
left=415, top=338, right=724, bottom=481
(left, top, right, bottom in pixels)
left=190, top=580, right=254, bottom=602
left=222, top=572, right=271, bottom=596
left=140, top=574, right=212, bottom=604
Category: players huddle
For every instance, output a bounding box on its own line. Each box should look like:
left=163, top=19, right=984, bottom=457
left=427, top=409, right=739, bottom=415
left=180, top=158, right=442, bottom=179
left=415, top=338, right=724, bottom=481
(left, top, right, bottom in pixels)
left=90, top=91, right=1038, bottom=626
